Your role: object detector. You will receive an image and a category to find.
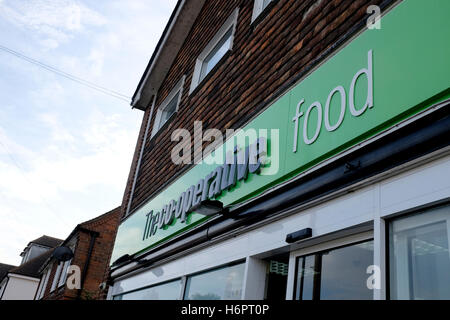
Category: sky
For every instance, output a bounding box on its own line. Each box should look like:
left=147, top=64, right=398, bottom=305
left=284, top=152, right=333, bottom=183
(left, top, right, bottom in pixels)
left=0, top=0, right=177, bottom=265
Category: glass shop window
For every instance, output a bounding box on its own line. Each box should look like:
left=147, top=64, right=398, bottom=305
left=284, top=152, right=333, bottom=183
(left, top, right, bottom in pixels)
left=115, top=279, right=182, bottom=300
left=294, top=240, right=374, bottom=300
left=184, top=262, right=245, bottom=300
left=389, top=204, right=450, bottom=300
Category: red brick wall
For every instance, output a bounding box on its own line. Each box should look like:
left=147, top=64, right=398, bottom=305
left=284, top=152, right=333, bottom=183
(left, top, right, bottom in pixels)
left=41, top=207, right=121, bottom=300
left=125, top=0, right=391, bottom=214
left=76, top=208, right=121, bottom=300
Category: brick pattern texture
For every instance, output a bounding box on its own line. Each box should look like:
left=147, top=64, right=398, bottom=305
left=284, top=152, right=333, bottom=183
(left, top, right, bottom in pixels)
left=123, top=0, right=387, bottom=215
left=40, top=207, right=121, bottom=300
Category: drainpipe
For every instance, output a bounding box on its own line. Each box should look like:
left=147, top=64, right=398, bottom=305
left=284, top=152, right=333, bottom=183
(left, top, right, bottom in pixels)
left=77, top=229, right=99, bottom=300
left=125, top=95, right=156, bottom=218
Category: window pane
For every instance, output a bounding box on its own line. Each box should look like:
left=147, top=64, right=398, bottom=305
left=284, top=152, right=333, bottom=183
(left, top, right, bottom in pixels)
left=160, top=92, right=179, bottom=128
left=390, top=206, right=450, bottom=300
left=58, top=259, right=71, bottom=288
left=295, top=255, right=315, bottom=300
left=295, top=240, right=374, bottom=300
left=319, top=241, right=374, bottom=300
left=117, top=279, right=182, bottom=300
left=200, top=28, right=232, bottom=81
left=184, top=263, right=245, bottom=300
left=262, top=0, right=272, bottom=9
left=38, top=268, right=51, bottom=299
left=51, top=262, right=63, bottom=292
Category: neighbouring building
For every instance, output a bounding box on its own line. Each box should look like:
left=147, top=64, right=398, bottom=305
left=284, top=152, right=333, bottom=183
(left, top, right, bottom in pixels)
left=19, top=236, right=63, bottom=265
left=0, top=264, right=16, bottom=299
left=108, top=0, right=450, bottom=300
left=36, top=207, right=121, bottom=300
left=0, top=236, right=62, bottom=300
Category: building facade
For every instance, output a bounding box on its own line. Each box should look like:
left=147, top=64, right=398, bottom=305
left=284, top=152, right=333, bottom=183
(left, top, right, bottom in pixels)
left=36, top=207, right=121, bottom=300
left=0, top=236, right=62, bottom=300
left=108, top=0, right=450, bottom=300
left=19, top=236, right=63, bottom=265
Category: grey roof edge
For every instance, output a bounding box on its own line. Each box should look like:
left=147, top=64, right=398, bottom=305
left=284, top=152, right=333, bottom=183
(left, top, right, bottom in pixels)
left=29, top=235, right=63, bottom=248
left=8, top=249, right=54, bottom=279
left=0, top=263, right=16, bottom=282
left=131, top=0, right=206, bottom=111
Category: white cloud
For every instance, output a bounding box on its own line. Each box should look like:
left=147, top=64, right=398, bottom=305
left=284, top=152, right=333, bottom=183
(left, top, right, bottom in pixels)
left=0, top=109, right=137, bottom=200
left=0, top=109, right=138, bottom=265
left=0, top=0, right=175, bottom=266
left=39, top=113, right=76, bottom=143
left=0, top=0, right=107, bottom=48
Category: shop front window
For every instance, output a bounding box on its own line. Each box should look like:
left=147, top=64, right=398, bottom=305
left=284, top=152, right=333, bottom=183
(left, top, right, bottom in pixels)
left=294, top=240, right=374, bottom=300
left=389, top=205, right=450, bottom=300
left=115, top=279, right=182, bottom=300
left=184, top=262, right=245, bottom=300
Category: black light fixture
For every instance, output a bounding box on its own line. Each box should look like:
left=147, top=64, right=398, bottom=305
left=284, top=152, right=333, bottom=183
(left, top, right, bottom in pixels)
left=52, top=246, right=74, bottom=262
left=285, top=228, right=312, bottom=243
left=191, top=199, right=225, bottom=216
left=112, top=254, right=132, bottom=267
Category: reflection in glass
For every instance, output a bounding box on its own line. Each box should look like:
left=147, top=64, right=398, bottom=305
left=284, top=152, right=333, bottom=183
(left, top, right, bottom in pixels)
left=295, top=240, right=374, bottom=300
left=115, top=279, right=182, bottom=300
left=184, top=263, right=245, bottom=300
left=295, top=255, right=315, bottom=300
left=262, top=0, right=272, bottom=10
left=159, top=91, right=180, bottom=129
left=390, top=206, right=450, bottom=300
left=200, top=28, right=233, bottom=82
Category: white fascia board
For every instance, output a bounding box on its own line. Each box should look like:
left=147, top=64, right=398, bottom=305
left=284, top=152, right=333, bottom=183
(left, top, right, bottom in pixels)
left=8, top=273, right=40, bottom=282
left=132, top=0, right=206, bottom=111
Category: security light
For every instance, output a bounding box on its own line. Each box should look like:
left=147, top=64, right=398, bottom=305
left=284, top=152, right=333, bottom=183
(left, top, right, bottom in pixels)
left=52, top=246, right=74, bottom=262
left=285, top=228, right=312, bottom=243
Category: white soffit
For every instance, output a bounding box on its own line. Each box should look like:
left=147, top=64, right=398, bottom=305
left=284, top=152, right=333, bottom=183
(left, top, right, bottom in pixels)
left=132, top=0, right=206, bottom=110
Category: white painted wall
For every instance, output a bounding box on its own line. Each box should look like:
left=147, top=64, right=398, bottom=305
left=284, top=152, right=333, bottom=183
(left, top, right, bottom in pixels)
left=1, top=274, right=39, bottom=300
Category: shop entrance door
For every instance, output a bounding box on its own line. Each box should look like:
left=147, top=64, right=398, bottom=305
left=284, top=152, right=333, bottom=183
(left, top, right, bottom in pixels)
left=264, top=253, right=289, bottom=300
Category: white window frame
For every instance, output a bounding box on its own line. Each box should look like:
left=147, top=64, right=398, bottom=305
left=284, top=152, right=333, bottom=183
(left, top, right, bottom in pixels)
left=388, top=205, right=450, bottom=300
left=50, top=261, right=63, bottom=292
left=189, top=8, right=239, bottom=94
left=151, top=76, right=185, bottom=138
left=37, top=266, right=52, bottom=299
left=251, top=0, right=273, bottom=23
left=58, top=259, right=72, bottom=288
left=286, top=231, right=374, bottom=300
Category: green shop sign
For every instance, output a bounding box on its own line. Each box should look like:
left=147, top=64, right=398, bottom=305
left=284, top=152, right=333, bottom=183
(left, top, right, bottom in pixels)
left=111, top=0, right=450, bottom=263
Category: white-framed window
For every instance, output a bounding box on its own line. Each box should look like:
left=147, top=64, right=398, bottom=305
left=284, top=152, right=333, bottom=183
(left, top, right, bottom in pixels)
left=389, top=204, right=450, bottom=300
left=36, top=266, right=52, bottom=299
left=151, top=76, right=185, bottom=137
left=189, top=8, right=239, bottom=94
left=251, top=0, right=273, bottom=22
left=58, top=259, right=72, bottom=288
left=291, top=232, right=374, bottom=300
left=50, top=261, right=63, bottom=292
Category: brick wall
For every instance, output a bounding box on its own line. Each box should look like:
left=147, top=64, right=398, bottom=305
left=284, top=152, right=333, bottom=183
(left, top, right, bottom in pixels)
left=125, top=0, right=389, bottom=214
left=41, top=207, right=121, bottom=300
left=76, top=208, right=121, bottom=300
